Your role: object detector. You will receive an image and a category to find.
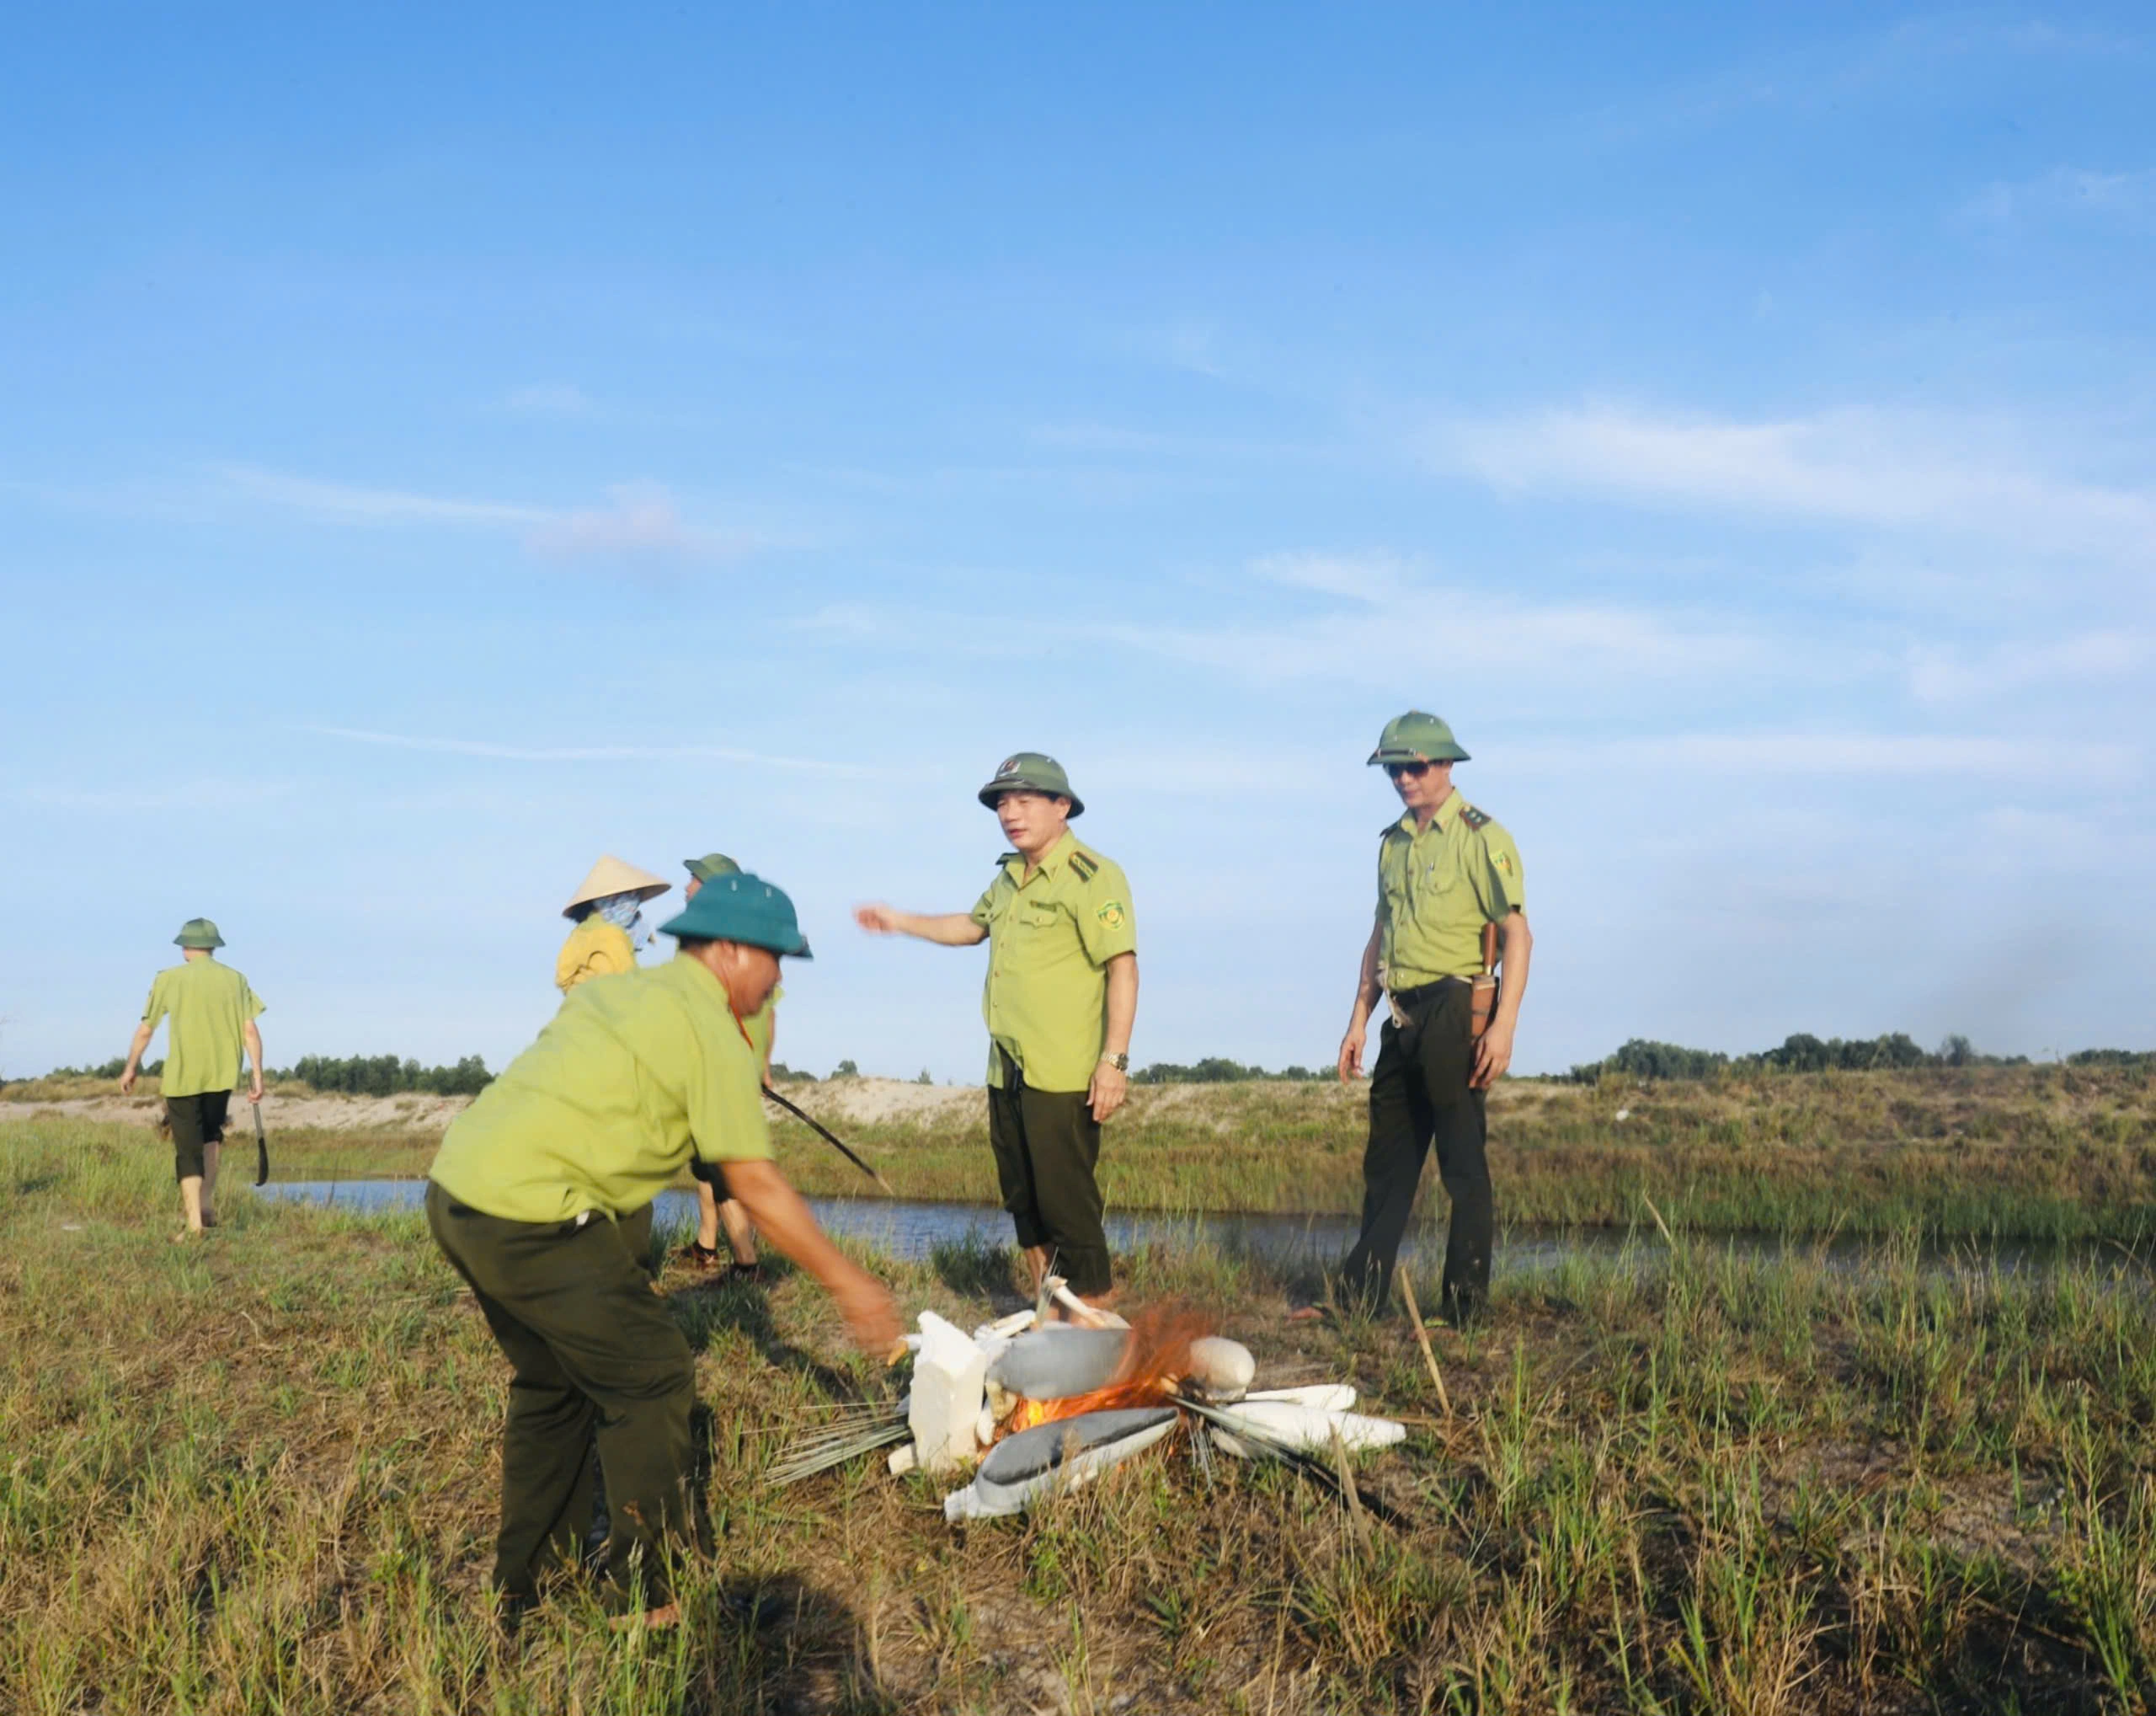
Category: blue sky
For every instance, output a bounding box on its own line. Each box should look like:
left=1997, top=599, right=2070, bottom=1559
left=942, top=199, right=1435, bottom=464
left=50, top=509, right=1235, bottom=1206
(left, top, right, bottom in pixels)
left=4, top=6, right=2150, bottom=1082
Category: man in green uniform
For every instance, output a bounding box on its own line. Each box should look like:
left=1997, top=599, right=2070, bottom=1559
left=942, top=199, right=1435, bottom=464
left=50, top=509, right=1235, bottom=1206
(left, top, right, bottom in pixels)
left=855, top=753, right=1137, bottom=1309
left=427, top=874, right=899, bottom=1627
left=120, top=918, right=266, bottom=1241
left=1318, top=713, right=1532, bottom=1325
left=675, top=850, right=766, bottom=1276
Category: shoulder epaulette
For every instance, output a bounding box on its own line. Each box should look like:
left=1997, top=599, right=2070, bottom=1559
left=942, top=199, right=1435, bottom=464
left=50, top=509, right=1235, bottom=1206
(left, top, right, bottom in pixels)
left=1460, top=804, right=1492, bottom=831
left=1070, top=851, right=1099, bottom=882
left=1380, top=821, right=1402, bottom=840
left=996, top=851, right=1020, bottom=866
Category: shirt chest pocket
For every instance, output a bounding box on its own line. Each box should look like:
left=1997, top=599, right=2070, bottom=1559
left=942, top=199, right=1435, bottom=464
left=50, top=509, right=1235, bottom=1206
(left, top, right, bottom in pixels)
left=1405, top=854, right=1463, bottom=914
left=1016, top=901, right=1065, bottom=933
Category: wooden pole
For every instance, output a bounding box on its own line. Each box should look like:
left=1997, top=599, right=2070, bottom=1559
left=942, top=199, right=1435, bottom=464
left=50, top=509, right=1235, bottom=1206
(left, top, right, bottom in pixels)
left=1396, top=1264, right=1454, bottom=1419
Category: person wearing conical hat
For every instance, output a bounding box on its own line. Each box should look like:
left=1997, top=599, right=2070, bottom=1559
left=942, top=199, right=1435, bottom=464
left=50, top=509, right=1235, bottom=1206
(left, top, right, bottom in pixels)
left=855, top=752, right=1138, bottom=1315
left=428, top=873, right=899, bottom=1629
left=675, top=852, right=766, bottom=1279
left=119, top=918, right=268, bottom=1242
left=1297, top=711, right=1532, bottom=1328
left=555, top=856, right=671, bottom=992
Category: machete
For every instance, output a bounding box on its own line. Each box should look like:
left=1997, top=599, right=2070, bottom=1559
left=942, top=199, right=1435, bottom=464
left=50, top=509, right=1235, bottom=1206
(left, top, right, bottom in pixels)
left=760, top=1083, right=893, bottom=1195
left=250, top=1099, right=270, bottom=1188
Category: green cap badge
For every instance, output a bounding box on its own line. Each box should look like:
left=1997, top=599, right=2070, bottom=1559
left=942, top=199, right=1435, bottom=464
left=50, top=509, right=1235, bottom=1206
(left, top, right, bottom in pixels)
left=683, top=852, right=743, bottom=885
left=977, top=751, right=1084, bottom=817
left=1367, top=710, right=1470, bottom=767
left=657, top=872, right=813, bottom=958
left=173, top=917, right=226, bottom=949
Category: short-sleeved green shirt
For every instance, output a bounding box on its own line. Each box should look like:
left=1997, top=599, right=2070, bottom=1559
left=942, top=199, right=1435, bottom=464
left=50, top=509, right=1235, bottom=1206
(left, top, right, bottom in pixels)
left=969, top=830, right=1137, bottom=1093
left=1376, top=794, right=1526, bottom=989
left=429, top=951, right=772, bottom=1225
left=141, top=960, right=265, bottom=1097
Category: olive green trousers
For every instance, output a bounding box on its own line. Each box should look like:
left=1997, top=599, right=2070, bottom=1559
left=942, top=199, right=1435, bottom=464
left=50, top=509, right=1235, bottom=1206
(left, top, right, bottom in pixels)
left=425, top=1183, right=695, bottom=1611
left=987, top=1050, right=1111, bottom=1296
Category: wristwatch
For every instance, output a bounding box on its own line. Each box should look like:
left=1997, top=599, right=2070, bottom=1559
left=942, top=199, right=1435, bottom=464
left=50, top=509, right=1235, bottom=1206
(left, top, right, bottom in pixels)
left=1099, top=1051, right=1130, bottom=1072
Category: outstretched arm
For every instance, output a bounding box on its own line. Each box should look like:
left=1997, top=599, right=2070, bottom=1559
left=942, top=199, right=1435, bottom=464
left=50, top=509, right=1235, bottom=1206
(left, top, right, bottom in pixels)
left=1336, top=917, right=1385, bottom=1083
left=719, top=1157, right=902, bottom=1354
left=853, top=905, right=988, bottom=947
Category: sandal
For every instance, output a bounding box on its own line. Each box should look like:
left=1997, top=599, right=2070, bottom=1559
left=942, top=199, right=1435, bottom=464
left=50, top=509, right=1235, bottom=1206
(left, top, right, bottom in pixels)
left=675, top=1241, right=724, bottom=1273
left=724, top=1260, right=766, bottom=1284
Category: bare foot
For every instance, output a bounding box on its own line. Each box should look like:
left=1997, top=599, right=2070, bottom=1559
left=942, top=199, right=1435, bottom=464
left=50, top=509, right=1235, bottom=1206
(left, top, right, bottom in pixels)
left=172, top=1227, right=203, bottom=1244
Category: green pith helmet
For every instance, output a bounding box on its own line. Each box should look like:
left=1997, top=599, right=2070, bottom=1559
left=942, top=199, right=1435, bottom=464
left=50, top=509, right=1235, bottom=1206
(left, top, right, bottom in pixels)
left=658, top=872, right=813, bottom=958
left=977, top=751, right=1085, bottom=817
left=1367, top=710, right=1470, bottom=767
left=684, top=852, right=742, bottom=885
left=173, top=917, right=225, bottom=949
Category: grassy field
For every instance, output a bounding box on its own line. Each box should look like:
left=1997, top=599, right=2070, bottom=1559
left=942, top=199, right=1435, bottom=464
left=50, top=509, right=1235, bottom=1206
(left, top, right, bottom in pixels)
left=158, top=1060, right=2156, bottom=1241
left=8, top=1111, right=2156, bottom=1713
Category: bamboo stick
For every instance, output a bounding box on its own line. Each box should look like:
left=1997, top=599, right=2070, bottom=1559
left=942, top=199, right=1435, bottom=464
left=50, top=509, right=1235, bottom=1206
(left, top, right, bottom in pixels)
left=1395, top=1265, right=1454, bottom=1419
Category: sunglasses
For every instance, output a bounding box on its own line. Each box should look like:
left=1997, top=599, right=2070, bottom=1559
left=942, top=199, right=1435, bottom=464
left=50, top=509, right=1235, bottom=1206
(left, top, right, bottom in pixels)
left=1385, top=761, right=1436, bottom=780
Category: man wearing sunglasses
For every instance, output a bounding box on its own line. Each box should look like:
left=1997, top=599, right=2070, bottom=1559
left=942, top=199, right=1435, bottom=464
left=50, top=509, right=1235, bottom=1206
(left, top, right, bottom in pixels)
left=1315, top=710, right=1532, bottom=1327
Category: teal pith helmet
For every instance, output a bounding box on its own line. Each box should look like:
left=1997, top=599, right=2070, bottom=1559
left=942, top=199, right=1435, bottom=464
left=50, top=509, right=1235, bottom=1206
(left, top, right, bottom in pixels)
left=1367, top=710, right=1470, bottom=767
left=683, top=852, right=742, bottom=885
left=173, top=917, right=225, bottom=949
left=977, top=751, right=1085, bottom=817
left=658, top=872, right=812, bottom=958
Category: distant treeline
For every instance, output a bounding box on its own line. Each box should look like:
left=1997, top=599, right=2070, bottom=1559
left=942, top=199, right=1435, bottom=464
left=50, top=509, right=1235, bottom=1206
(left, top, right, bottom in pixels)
left=1569, top=1034, right=2153, bottom=1083
left=1134, top=1057, right=1326, bottom=1085
left=282, top=1054, right=495, bottom=1096
left=29, top=1053, right=495, bottom=1094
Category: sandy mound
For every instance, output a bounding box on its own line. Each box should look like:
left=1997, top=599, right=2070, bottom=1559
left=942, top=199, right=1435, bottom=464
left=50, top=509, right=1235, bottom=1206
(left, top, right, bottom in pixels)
left=1, top=1092, right=476, bottom=1133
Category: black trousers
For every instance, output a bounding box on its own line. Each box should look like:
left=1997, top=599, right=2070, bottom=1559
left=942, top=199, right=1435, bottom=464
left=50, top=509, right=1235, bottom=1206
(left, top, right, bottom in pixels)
left=1341, top=981, right=1493, bottom=1320
left=425, top=1184, right=693, bottom=1611
left=987, top=1050, right=1111, bottom=1296
left=164, top=1091, right=230, bottom=1182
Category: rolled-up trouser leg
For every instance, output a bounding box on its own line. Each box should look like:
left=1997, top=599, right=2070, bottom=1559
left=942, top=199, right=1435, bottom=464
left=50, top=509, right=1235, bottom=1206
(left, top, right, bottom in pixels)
left=987, top=1054, right=1049, bottom=1252
left=427, top=1184, right=697, bottom=1610
left=1340, top=1020, right=1435, bottom=1311
left=1017, top=1077, right=1110, bottom=1296
left=164, top=1092, right=230, bottom=1184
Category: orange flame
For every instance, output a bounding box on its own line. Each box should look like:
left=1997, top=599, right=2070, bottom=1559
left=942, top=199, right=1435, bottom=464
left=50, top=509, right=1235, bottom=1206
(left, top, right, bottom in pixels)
left=1000, top=1305, right=1212, bottom=1438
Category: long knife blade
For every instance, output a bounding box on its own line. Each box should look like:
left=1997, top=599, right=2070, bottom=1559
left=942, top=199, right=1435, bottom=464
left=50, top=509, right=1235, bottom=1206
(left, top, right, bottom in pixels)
left=251, top=1099, right=270, bottom=1187
left=760, top=1083, right=893, bottom=1194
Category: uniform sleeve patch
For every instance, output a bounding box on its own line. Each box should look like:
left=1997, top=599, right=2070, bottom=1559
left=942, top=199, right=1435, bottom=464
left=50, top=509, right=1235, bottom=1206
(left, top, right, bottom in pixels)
left=1494, top=850, right=1513, bottom=875
left=1095, top=901, right=1126, bottom=931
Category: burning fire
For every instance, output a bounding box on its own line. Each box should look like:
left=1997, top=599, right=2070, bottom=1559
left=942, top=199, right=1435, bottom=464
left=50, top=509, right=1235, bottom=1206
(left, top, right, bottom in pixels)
left=1000, top=1307, right=1212, bottom=1437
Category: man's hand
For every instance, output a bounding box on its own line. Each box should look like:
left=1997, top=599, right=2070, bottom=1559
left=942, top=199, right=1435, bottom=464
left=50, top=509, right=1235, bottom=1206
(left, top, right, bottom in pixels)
left=853, top=903, right=900, bottom=934
left=1088, top=1060, right=1129, bottom=1122
left=1470, top=1023, right=1515, bottom=1089
left=120, top=1066, right=138, bottom=1095
left=833, top=1270, right=903, bottom=1356
left=248, top=1071, right=265, bottom=1103
left=1337, top=1021, right=1368, bottom=1084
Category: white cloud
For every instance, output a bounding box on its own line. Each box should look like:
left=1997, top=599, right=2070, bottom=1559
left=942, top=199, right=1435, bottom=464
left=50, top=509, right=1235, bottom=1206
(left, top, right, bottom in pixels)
left=12, top=780, right=292, bottom=813
left=504, top=382, right=592, bottom=416
left=1961, top=167, right=2156, bottom=230
left=1905, top=632, right=2148, bottom=704
left=216, top=464, right=545, bottom=527
left=215, top=466, right=753, bottom=561
left=1249, top=550, right=1410, bottom=602
left=1430, top=404, right=2156, bottom=563
left=1105, top=579, right=1763, bottom=687
left=1505, top=732, right=2138, bottom=783
left=308, top=726, right=873, bottom=774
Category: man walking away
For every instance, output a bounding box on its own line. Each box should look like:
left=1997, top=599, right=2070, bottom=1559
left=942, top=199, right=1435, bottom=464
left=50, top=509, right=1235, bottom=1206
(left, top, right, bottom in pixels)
left=1310, top=713, right=1531, bottom=1326
left=120, top=917, right=266, bottom=1241
left=855, top=752, right=1137, bottom=1313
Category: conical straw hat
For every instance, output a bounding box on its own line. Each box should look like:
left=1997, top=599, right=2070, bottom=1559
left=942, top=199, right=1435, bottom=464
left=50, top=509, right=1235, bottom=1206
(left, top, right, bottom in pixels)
left=563, top=855, right=672, bottom=918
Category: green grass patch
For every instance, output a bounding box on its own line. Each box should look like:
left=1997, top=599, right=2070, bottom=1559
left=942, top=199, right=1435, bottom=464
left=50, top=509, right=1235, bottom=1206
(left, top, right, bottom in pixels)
left=8, top=1115, right=2156, bottom=1711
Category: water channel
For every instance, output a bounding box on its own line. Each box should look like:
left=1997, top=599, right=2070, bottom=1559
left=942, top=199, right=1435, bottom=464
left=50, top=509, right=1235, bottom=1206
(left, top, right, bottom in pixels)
left=257, top=1180, right=2136, bottom=1281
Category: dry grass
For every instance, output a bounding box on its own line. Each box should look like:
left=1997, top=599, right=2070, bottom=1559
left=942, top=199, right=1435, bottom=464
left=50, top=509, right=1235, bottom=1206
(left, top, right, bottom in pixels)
left=8, top=1112, right=2156, bottom=1712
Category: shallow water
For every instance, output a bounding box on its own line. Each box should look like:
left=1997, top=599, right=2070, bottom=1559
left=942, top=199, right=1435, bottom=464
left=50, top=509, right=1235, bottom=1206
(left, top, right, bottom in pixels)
left=254, top=1180, right=2136, bottom=1280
